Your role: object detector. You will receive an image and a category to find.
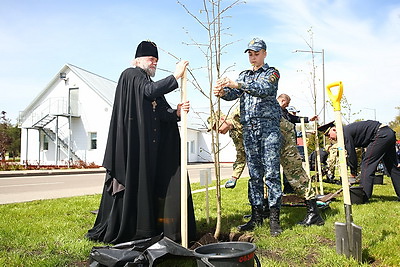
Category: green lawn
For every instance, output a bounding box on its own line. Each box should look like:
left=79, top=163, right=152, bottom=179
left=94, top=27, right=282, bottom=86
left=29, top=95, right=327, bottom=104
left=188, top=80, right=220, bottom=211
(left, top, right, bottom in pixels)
left=0, top=176, right=399, bottom=266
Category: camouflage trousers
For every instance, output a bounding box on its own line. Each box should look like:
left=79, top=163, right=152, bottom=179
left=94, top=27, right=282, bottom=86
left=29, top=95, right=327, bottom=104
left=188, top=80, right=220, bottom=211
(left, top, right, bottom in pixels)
left=243, top=120, right=282, bottom=208
left=280, top=118, right=315, bottom=200
left=326, top=144, right=338, bottom=176
left=229, top=129, right=246, bottom=178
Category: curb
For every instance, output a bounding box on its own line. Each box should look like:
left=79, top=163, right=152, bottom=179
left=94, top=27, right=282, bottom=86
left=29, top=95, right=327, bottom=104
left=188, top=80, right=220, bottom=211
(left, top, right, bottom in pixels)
left=0, top=168, right=106, bottom=178
left=0, top=163, right=234, bottom=178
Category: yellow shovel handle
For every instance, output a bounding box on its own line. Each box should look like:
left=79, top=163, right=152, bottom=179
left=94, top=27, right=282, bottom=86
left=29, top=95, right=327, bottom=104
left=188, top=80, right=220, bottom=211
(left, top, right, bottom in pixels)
left=326, top=81, right=343, bottom=111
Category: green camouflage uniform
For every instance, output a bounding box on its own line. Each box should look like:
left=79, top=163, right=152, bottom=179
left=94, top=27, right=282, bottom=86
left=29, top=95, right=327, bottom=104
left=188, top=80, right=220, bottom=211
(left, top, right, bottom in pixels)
left=207, top=106, right=246, bottom=179
left=325, top=143, right=338, bottom=177
left=280, top=117, right=315, bottom=200
left=226, top=106, right=246, bottom=178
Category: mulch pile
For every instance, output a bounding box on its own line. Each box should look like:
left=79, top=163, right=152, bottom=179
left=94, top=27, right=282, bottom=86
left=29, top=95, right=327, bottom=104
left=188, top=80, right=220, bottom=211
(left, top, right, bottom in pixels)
left=282, top=194, right=306, bottom=206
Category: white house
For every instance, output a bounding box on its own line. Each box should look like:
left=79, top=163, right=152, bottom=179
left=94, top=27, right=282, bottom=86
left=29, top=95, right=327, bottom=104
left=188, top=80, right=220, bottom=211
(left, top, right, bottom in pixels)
left=19, top=64, right=236, bottom=166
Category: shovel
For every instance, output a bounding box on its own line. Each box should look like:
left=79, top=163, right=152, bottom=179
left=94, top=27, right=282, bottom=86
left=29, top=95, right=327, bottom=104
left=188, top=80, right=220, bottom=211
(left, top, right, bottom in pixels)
left=326, top=81, right=362, bottom=261
left=319, top=188, right=343, bottom=203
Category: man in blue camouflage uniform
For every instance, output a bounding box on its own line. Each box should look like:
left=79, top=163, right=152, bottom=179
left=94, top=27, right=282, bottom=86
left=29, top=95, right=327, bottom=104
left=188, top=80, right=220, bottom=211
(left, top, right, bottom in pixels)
left=214, top=37, right=283, bottom=236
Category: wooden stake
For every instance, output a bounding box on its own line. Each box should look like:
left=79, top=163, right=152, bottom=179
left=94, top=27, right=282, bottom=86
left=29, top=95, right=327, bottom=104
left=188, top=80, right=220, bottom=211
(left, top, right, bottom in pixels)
left=180, top=69, right=188, bottom=248
left=300, top=118, right=310, bottom=177
left=301, top=118, right=313, bottom=195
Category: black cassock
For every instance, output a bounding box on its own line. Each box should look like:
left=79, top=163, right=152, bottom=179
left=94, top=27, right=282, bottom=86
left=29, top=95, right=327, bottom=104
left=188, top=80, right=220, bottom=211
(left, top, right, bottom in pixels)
left=87, top=67, right=196, bottom=245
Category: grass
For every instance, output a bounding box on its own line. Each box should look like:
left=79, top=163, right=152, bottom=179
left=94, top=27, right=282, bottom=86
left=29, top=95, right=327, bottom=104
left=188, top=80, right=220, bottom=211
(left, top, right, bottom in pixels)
left=0, top=176, right=400, bottom=266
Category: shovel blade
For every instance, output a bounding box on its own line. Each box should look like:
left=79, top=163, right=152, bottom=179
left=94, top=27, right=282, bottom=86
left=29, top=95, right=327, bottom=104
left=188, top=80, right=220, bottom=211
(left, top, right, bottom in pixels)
left=335, top=222, right=362, bottom=261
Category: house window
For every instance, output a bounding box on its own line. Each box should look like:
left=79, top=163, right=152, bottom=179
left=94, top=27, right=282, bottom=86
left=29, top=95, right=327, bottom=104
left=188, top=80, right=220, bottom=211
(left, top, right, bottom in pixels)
left=43, top=135, right=49, bottom=151
left=89, top=132, right=97, bottom=149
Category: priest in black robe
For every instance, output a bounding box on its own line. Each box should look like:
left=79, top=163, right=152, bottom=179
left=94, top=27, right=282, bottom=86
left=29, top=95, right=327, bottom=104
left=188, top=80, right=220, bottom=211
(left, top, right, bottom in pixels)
left=87, top=41, right=196, bottom=244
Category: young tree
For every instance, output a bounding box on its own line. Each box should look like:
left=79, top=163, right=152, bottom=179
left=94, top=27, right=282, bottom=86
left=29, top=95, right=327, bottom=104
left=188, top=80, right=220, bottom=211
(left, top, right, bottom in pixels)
left=0, top=111, right=12, bottom=164
left=178, top=0, right=243, bottom=239
left=326, top=95, right=361, bottom=124
left=299, top=29, right=325, bottom=194
left=7, top=125, right=21, bottom=160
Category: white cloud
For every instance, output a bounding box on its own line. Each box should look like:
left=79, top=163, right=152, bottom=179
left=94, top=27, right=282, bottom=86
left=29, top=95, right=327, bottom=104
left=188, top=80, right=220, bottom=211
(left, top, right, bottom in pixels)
left=247, top=0, right=400, bottom=123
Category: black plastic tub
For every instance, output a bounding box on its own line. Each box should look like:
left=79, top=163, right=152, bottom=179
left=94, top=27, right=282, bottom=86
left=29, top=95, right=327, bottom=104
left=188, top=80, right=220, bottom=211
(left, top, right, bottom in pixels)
left=350, top=186, right=367, bottom=204
left=193, top=242, right=260, bottom=267
left=373, top=174, right=384, bottom=184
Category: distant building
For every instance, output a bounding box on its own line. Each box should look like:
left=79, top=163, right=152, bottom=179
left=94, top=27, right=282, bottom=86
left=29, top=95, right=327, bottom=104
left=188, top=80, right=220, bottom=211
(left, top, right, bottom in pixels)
left=19, top=64, right=236, bottom=166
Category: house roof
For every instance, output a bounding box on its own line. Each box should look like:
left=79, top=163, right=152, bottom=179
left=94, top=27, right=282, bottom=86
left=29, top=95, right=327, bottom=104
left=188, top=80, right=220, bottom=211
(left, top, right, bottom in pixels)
left=19, top=63, right=205, bottom=131
left=66, top=63, right=116, bottom=105
left=20, top=63, right=117, bottom=120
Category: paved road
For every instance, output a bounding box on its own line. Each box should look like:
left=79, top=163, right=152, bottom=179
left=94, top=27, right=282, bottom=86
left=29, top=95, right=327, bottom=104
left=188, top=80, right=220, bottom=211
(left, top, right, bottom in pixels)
left=0, top=163, right=248, bottom=205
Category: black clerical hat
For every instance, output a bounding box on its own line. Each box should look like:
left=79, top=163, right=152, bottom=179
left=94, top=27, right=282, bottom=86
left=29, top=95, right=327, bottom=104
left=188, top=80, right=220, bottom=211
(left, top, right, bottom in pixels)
left=317, top=121, right=335, bottom=135
left=135, top=41, right=158, bottom=59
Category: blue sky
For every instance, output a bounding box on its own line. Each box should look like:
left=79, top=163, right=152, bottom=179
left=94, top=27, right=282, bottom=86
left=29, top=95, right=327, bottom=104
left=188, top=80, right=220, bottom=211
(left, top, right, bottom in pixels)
left=1, top=0, right=400, bottom=127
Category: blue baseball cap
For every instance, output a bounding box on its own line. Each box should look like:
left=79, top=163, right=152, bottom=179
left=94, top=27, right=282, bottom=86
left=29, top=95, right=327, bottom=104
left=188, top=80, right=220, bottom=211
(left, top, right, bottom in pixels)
left=244, top=37, right=267, bottom=53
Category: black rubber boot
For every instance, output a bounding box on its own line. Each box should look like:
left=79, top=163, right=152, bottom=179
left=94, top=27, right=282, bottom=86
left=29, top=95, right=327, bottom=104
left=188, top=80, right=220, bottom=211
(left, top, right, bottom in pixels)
left=269, top=207, right=282, bottom=237
left=238, top=205, right=263, bottom=232
left=261, top=198, right=270, bottom=219
left=297, top=199, right=325, bottom=226
left=244, top=199, right=269, bottom=219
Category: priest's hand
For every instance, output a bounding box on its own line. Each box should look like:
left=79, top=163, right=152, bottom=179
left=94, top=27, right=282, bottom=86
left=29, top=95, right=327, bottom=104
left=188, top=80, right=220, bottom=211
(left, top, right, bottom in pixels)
left=177, top=101, right=190, bottom=117
left=173, top=60, right=189, bottom=80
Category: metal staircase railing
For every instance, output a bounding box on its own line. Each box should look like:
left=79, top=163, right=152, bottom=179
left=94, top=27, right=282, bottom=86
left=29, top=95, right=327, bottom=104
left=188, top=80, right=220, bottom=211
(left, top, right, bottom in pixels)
left=21, top=97, right=85, bottom=164
left=42, top=128, right=82, bottom=162
left=32, top=114, right=56, bottom=128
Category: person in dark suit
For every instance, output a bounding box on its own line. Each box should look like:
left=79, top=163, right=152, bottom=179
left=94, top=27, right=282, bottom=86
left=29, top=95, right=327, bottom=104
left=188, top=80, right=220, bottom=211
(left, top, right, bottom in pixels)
left=321, top=120, right=400, bottom=202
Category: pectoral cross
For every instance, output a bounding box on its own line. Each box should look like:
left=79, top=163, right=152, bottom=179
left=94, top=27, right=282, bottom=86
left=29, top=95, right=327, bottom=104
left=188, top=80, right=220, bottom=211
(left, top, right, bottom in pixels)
left=151, top=100, right=157, bottom=111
